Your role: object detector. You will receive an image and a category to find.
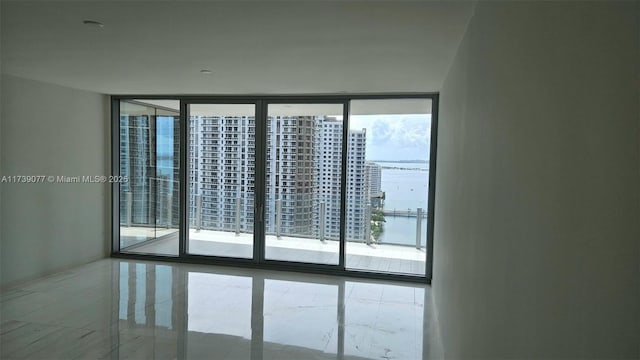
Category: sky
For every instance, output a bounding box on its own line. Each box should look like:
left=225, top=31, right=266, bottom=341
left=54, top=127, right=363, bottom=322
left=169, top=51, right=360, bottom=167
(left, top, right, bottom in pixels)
left=349, top=114, right=431, bottom=161
left=153, top=113, right=432, bottom=165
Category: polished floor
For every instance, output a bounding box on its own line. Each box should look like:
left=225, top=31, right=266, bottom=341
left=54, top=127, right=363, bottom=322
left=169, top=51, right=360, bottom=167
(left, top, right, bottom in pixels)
left=1, top=259, right=442, bottom=359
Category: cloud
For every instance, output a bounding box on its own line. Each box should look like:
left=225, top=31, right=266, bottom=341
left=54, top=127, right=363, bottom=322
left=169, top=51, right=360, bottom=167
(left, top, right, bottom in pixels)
left=350, top=114, right=431, bottom=160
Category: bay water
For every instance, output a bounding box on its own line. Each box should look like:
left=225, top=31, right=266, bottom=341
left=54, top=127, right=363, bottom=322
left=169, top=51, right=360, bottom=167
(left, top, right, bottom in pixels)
left=374, top=162, right=429, bottom=246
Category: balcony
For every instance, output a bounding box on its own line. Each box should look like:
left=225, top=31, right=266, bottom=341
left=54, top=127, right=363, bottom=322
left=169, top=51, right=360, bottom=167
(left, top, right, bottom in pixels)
left=120, top=217, right=427, bottom=276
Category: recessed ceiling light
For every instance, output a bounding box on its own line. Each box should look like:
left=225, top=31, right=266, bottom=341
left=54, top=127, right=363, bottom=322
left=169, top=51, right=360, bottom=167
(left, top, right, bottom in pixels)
left=200, top=69, right=213, bottom=75
left=83, top=20, right=104, bottom=28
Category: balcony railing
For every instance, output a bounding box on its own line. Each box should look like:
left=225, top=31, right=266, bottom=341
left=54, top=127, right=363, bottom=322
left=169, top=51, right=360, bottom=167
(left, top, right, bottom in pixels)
left=122, top=192, right=427, bottom=250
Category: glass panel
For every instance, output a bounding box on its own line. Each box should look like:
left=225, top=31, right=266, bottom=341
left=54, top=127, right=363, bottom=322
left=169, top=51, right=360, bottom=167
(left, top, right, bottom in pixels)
left=264, top=104, right=344, bottom=265
left=119, top=100, right=180, bottom=256
left=187, top=104, right=256, bottom=258
left=346, top=99, right=432, bottom=275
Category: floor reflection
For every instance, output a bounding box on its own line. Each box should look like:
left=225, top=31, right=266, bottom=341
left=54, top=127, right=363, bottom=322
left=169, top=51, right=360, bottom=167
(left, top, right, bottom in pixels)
left=1, top=259, right=439, bottom=359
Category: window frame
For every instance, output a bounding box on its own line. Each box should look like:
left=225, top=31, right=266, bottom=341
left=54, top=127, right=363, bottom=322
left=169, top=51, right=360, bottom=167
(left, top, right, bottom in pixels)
left=111, top=93, right=438, bottom=284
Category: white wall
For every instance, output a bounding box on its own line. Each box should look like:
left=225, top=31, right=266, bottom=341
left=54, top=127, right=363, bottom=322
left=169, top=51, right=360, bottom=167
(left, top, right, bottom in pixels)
left=434, top=1, right=639, bottom=358
left=1, top=74, right=109, bottom=288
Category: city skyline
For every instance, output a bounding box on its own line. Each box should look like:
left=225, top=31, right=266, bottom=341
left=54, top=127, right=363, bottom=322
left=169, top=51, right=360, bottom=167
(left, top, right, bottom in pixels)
left=187, top=114, right=375, bottom=242
left=118, top=105, right=424, bottom=247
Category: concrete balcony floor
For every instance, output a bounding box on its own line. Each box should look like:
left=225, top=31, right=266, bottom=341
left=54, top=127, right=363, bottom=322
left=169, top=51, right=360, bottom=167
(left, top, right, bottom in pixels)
left=121, top=227, right=427, bottom=276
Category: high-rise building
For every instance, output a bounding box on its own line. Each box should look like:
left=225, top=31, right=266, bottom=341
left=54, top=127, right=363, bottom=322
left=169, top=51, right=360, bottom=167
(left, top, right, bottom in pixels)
left=120, top=114, right=152, bottom=225
left=189, top=115, right=256, bottom=232
left=188, top=114, right=369, bottom=242
left=365, top=162, right=382, bottom=198
left=346, top=129, right=369, bottom=241
left=120, top=110, right=180, bottom=228
left=365, top=162, right=383, bottom=209
left=312, top=118, right=369, bottom=242
left=266, top=116, right=316, bottom=237
left=313, top=117, right=344, bottom=240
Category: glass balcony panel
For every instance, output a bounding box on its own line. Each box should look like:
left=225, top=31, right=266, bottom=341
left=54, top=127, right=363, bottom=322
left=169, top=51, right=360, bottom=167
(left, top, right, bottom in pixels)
left=119, top=99, right=180, bottom=256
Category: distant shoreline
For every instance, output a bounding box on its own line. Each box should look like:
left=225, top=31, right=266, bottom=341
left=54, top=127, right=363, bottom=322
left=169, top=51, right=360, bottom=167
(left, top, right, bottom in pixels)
left=380, top=166, right=428, bottom=171
left=369, top=160, right=428, bottom=164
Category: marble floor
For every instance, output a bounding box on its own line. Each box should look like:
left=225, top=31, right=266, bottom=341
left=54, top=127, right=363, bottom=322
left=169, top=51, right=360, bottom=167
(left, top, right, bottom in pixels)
left=0, top=259, right=442, bottom=359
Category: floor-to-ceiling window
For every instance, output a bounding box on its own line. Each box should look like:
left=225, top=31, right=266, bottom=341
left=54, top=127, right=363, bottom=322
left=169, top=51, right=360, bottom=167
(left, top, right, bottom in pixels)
left=117, top=100, right=180, bottom=256
left=345, top=99, right=432, bottom=276
left=112, top=95, right=437, bottom=281
left=185, top=103, right=257, bottom=259
left=263, top=103, right=345, bottom=265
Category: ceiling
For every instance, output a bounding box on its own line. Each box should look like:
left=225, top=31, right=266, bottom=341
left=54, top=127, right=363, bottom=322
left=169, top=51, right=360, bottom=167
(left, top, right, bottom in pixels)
left=1, top=1, right=474, bottom=95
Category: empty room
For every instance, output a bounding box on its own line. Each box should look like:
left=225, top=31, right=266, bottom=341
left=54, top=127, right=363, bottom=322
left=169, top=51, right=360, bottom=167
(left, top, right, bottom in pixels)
left=1, top=1, right=638, bottom=359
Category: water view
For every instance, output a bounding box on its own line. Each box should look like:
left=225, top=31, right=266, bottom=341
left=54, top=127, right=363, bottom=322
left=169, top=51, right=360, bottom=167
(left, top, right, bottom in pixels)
left=374, top=162, right=429, bottom=246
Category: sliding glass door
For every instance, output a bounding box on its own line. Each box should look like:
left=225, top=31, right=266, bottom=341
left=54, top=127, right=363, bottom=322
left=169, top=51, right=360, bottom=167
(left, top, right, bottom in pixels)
left=186, top=103, right=257, bottom=259
left=114, top=96, right=436, bottom=280
left=263, top=103, right=345, bottom=265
